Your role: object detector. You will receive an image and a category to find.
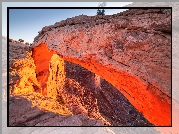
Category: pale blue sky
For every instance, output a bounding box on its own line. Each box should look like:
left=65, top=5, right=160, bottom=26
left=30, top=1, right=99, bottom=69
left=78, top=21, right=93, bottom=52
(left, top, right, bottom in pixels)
left=2, top=2, right=133, bottom=43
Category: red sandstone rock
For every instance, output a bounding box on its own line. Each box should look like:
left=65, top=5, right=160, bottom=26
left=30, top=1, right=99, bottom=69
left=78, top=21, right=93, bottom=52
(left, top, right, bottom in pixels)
left=9, top=42, right=108, bottom=126
left=32, top=9, right=171, bottom=126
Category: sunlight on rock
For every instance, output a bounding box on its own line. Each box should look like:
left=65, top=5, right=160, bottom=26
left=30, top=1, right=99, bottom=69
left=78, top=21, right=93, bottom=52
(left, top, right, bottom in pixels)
left=10, top=46, right=72, bottom=115
left=8, top=8, right=172, bottom=126
left=12, top=51, right=39, bottom=95
left=21, top=92, right=72, bottom=115
left=46, top=54, right=65, bottom=99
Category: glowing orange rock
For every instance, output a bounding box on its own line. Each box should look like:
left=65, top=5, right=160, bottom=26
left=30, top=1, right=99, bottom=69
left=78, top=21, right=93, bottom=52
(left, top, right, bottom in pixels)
left=46, top=54, right=65, bottom=99
left=32, top=43, right=171, bottom=126
left=32, top=43, right=56, bottom=96
left=32, top=9, right=171, bottom=126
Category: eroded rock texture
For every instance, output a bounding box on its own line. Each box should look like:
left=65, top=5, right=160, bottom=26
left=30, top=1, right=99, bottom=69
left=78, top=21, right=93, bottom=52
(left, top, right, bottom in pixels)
left=9, top=41, right=153, bottom=126
left=64, top=61, right=153, bottom=126
left=9, top=42, right=40, bottom=95
left=32, top=9, right=171, bottom=126
left=9, top=43, right=105, bottom=126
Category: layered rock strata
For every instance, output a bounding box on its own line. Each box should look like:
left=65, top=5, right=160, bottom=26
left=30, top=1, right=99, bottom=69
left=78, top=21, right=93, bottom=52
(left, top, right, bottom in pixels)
left=32, top=9, right=171, bottom=126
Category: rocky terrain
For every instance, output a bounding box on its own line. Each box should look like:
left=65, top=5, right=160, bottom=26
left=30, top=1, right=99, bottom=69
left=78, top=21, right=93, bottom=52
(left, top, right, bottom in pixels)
left=9, top=42, right=106, bottom=126
left=64, top=61, right=153, bottom=126
left=9, top=8, right=171, bottom=126
left=9, top=94, right=104, bottom=126
left=4, top=3, right=179, bottom=133
left=32, top=9, right=171, bottom=126
left=9, top=41, right=152, bottom=126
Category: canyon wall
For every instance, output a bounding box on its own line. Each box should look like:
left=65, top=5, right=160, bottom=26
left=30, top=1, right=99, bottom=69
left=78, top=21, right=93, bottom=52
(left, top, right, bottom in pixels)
left=32, top=9, right=171, bottom=126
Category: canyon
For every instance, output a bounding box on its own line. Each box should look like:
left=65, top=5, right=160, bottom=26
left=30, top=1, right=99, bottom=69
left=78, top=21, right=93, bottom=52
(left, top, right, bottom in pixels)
left=9, top=9, right=171, bottom=126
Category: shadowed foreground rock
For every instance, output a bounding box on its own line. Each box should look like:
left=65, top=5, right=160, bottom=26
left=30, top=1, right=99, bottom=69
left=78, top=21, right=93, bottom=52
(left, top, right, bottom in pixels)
left=9, top=95, right=103, bottom=126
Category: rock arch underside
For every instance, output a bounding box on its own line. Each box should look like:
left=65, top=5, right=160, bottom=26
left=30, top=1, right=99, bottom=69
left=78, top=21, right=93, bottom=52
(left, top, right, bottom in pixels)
left=9, top=9, right=171, bottom=126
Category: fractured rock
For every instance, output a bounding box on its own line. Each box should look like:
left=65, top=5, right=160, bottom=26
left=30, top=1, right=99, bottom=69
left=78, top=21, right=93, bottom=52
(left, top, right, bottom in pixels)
left=32, top=9, right=171, bottom=126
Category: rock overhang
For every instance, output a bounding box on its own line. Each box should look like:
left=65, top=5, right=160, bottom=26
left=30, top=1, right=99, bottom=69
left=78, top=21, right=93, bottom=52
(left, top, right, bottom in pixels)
left=31, top=9, right=171, bottom=126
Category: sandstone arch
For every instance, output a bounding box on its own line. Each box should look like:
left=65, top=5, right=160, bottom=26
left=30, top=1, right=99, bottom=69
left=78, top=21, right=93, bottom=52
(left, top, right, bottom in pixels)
left=32, top=9, right=171, bottom=126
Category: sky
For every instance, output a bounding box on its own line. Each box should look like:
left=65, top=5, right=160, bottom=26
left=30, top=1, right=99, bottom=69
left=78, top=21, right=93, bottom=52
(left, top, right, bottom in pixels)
left=2, top=2, right=133, bottom=43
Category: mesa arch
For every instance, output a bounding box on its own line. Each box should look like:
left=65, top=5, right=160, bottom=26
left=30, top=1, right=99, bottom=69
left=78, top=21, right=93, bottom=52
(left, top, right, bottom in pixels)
left=32, top=9, right=171, bottom=126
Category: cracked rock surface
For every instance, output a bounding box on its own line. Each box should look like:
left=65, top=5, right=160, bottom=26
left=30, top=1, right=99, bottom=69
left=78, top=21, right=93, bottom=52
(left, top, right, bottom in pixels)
left=32, top=9, right=171, bottom=126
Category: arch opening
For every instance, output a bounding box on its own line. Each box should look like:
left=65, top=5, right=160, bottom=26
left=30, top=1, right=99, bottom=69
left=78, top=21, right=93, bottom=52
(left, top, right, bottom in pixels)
left=32, top=42, right=171, bottom=126
left=64, top=59, right=153, bottom=126
left=9, top=9, right=171, bottom=126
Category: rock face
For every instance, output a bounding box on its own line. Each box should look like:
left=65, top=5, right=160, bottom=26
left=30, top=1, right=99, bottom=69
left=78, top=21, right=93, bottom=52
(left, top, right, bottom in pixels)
left=9, top=42, right=106, bottom=126
left=9, top=41, right=152, bottom=126
left=64, top=61, right=153, bottom=126
left=126, top=2, right=178, bottom=104
left=32, top=9, right=171, bottom=126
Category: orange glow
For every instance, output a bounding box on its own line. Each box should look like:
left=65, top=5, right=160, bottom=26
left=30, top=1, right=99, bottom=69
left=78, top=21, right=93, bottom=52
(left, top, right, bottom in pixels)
left=31, top=43, right=171, bottom=126
left=11, top=49, right=72, bottom=115
left=32, top=43, right=57, bottom=96
left=67, top=55, right=171, bottom=126
left=20, top=92, right=72, bottom=115
left=11, top=42, right=170, bottom=126
left=46, top=54, right=65, bottom=99
left=11, top=51, right=40, bottom=95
